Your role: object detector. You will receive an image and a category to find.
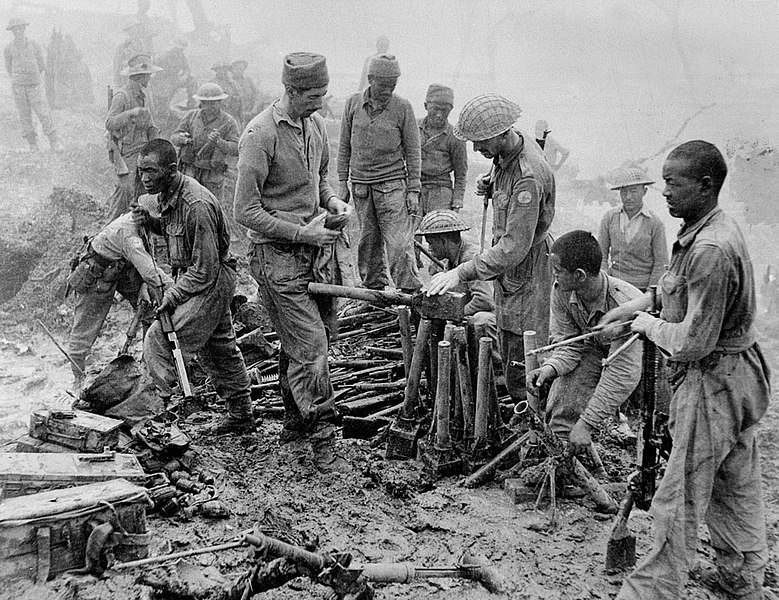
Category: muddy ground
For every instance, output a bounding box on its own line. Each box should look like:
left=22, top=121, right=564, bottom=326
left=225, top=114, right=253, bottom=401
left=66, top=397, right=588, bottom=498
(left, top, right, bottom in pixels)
left=0, top=94, right=777, bottom=600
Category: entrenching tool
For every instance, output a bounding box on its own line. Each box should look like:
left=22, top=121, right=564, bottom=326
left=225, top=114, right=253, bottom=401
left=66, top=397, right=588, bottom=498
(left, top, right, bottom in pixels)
left=308, top=283, right=467, bottom=323
left=158, top=308, right=193, bottom=399
left=478, top=167, right=495, bottom=252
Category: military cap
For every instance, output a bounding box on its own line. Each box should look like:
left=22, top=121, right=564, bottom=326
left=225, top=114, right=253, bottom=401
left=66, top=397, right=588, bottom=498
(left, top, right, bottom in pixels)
left=121, top=54, right=163, bottom=77
left=609, top=167, right=654, bottom=190
left=193, top=82, right=229, bottom=101
left=368, top=54, right=401, bottom=78
left=282, top=52, right=329, bottom=89
left=6, top=17, right=29, bottom=30
left=416, top=210, right=470, bottom=236
left=426, top=84, right=454, bottom=106
left=454, top=94, right=522, bottom=142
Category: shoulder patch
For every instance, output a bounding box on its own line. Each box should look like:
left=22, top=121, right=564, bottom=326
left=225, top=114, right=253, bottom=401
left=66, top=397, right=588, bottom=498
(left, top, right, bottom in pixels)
left=517, top=190, right=532, bottom=205
left=511, top=178, right=538, bottom=207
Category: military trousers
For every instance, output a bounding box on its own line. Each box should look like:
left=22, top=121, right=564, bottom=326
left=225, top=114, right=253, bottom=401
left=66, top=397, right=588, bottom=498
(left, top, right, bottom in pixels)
left=249, top=242, right=336, bottom=427
left=144, top=263, right=251, bottom=402
left=106, top=152, right=144, bottom=222
left=352, top=179, right=422, bottom=291
left=12, top=83, right=54, bottom=140
left=617, top=345, right=770, bottom=599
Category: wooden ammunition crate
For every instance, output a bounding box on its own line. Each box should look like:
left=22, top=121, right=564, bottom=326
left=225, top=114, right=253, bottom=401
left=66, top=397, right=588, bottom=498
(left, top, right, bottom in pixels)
left=15, top=435, right=74, bottom=453
left=0, top=452, right=147, bottom=498
left=29, top=409, right=122, bottom=452
left=0, top=479, right=151, bottom=583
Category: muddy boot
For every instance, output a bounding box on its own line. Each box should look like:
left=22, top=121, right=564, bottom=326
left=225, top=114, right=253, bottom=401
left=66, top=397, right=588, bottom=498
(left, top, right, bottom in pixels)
left=24, top=134, right=39, bottom=152
left=209, top=395, right=256, bottom=435
left=310, top=423, right=349, bottom=473
left=279, top=413, right=307, bottom=444
left=691, top=562, right=766, bottom=600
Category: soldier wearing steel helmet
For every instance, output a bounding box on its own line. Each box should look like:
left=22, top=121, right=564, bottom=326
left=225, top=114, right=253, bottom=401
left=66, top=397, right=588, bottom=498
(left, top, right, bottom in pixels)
left=4, top=16, right=61, bottom=151
left=211, top=61, right=242, bottom=125
left=428, top=94, right=555, bottom=407
left=598, top=166, right=668, bottom=291
left=105, top=53, right=163, bottom=221
left=171, top=82, right=240, bottom=206
left=417, top=210, right=499, bottom=358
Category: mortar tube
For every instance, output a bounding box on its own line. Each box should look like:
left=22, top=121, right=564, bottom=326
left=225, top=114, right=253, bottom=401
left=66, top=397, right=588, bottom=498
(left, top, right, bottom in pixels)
left=397, top=306, right=413, bottom=377
left=399, top=318, right=431, bottom=419
left=474, top=337, right=493, bottom=443
left=453, top=327, right=476, bottom=446
left=435, top=341, right=452, bottom=448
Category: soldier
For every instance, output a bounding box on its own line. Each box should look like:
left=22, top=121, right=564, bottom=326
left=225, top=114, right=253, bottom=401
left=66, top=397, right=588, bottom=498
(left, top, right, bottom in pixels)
left=171, top=82, right=239, bottom=206
left=230, top=59, right=261, bottom=126
left=526, top=230, right=643, bottom=446
left=416, top=210, right=498, bottom=355
left=235, top=52, right=352, bottom=473
left=132, top=138, right=255, bottom=434
left=601, top=141, right=773, bottom=600
left=428, top=94, right=555, bottom=407
left=67, top=196, right=172, bottom=389
left=598, top=166, right=668, bottom=291
left=535, top=119, right=569, bottom=171
left=4, top=17, right=61, bottom=152
left=105, top=54, right=162, bottom=222
left=151, top=36, right=196, bottom=133
left=338, top=54, right=422, bottom=294
left=416, top=84, right=467, bottom=265
left=211, top=61, right=242, bottom=124
left=112, top=20, right=147, bottom=88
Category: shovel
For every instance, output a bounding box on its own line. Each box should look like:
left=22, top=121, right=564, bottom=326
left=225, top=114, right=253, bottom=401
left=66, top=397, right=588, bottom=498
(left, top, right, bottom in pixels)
left=605, top=490, right=636, bottom=573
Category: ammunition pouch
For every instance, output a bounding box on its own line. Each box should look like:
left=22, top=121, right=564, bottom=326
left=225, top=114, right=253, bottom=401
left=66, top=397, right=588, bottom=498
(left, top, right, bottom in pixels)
left=66, top=244, right=125, bottom=295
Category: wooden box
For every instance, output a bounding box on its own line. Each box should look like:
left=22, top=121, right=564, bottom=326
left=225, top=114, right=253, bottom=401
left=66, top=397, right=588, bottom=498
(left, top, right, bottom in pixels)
left=0, top=479, right=151, bottom=582
left=29, top=409, right=123, bottom=452
left=0, top=452, right=147, bottom=498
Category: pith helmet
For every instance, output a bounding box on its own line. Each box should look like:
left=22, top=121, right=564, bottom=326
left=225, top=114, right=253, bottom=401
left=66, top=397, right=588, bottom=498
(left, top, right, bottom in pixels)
left=609, top=167, right=654, bottom=190
left=7, top=17, right=29, bottom=30
left=416, top=210, right=470, bottom=236
left=454, top=94, right=522, bottom=141
left=193, top=82, right=229, bottom=101
left=121, top=54, right=163, bottom=77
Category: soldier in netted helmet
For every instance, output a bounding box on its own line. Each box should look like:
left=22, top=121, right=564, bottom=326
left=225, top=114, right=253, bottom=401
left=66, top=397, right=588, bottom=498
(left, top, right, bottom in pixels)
left=171, top=82, right=240, bottom=206
left=428, top=94, right=555, bottom=408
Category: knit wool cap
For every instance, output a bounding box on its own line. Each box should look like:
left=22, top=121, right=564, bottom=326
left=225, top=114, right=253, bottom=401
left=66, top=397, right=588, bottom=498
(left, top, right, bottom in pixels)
left=425, top=84, right=454, bottom=106
left=282, top=52, right=329, bottom=89
left=368, top=54, right=401, bottom=78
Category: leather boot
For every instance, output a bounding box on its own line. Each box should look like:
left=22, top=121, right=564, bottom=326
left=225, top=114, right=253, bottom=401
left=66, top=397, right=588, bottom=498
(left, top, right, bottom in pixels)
left=209, top=395, right=256, bottom=435
left=310, top=423, right=349, bottom=473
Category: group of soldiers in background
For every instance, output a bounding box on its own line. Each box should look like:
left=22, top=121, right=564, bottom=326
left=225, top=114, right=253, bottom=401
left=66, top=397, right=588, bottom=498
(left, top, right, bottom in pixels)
left=2, top=14, right=773, bottom=600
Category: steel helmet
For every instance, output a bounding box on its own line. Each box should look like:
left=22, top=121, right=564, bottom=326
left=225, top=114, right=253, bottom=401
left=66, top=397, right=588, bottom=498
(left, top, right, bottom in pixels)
left=609, top=167, right=654, bottom=190
left=193, top=82, right=229, bottom=101
left=416, top=210, right=470, bottom=236
left=454, top=94, right=522, bottom=142
left=7, top=17, right=29, bottom=30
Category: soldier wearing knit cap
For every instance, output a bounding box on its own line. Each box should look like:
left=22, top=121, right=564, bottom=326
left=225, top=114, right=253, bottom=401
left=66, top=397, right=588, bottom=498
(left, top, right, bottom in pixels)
left=235, top=52, right=352, bottom=473
left=338, top=54, right=423, bottom=293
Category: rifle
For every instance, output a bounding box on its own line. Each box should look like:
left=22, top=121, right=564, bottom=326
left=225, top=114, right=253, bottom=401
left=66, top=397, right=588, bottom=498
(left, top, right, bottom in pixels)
left=106, top=85, right=129, bottom=176
left=194, top=120, right=233, bottom=162
left=605, top=286, right=672, bottom=572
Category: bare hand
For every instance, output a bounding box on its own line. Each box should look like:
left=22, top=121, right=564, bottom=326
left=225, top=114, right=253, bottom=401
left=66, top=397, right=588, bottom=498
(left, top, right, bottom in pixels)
left=630, top=311, right=657, bottom=336
left=299, top=212, right=340, bottom=246
left=131, top=203, right=150, bottom=227
left=327, top=197, right=352, bottom=216
left=131, top=106, right=150, bottom=119
left=427, top=269, right=460, bottom=296
left=568, top=419, right=593, bottom=455
left=207, top=130, right=221, bottom=143
left=475, top=173, right=491, bottom=196
left=338, top=181, right=350, bottom=203
left=527, top=364, right=556, bottom=389
left=177, top=133, right=192, bottom=146
left=156, top=293, right=175, bottom=315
